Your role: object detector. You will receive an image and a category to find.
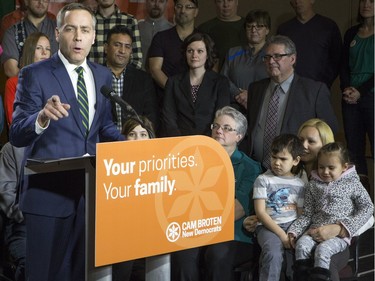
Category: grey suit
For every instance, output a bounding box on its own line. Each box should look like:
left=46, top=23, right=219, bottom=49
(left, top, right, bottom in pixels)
left=246, top=74, right=338, bottom=160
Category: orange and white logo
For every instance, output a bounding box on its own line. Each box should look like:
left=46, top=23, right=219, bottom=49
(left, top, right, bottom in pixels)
left=95, top=136, right=234, bottom=266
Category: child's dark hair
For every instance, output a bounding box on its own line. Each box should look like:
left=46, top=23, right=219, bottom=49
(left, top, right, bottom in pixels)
left=271, top=134, right=305, bottom=175
left=121, top=116, right=155, bottom=139
left=317, top=142, right=350, bottom=165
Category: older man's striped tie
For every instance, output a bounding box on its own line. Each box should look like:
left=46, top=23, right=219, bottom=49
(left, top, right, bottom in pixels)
left=263, top=84, right=282, bottom=169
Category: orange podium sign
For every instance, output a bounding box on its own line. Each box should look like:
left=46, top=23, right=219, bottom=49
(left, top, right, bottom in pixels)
left=95, top=136, right=234, bottom=266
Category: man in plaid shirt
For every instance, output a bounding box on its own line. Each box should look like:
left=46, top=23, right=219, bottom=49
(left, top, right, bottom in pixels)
left=89, top=0, right=143, bottom=69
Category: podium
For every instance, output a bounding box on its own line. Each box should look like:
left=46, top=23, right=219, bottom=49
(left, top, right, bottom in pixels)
left=25, top=156, right=110, bottom=280
left=23, top=136, right=235, bottom=280
left=25, top=156, right=171, bottom=281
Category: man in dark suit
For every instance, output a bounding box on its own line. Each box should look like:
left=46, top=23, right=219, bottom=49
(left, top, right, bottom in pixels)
left=246, top=35, right=338, bottom=169
left=104, top=25, right=158, bottom=132
left=9, top=3, right=124, bottom=280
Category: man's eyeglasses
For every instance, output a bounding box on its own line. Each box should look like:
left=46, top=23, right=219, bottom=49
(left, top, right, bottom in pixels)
left=246, top=24, right=266, bottom=30
left=175, top=4, right=197, bottom=10
left=262, top=54, right=291, bottom=62
left=211, top=123, right=236, bottom=133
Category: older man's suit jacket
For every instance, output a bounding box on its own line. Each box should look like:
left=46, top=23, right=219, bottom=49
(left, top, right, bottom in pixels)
left=246, top=74, right=338, bottom=157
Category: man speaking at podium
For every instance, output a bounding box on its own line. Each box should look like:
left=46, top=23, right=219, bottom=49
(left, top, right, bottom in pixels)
left=9, top=3, right=124, bottom=281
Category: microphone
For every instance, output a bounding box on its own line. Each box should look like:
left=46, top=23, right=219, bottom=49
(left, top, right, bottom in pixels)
left=100, top=86, right=140, bottom=119
left=100, top=86, right=155, bottom=138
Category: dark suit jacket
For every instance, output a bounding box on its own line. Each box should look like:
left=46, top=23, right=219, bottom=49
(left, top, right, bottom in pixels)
left=10, top=53, right=123, bottom=217
left=119, top=64, right=158, bottom=128
left=246, top=74, right=338, bottom=157
left=162, top=70, right=230, bottom=136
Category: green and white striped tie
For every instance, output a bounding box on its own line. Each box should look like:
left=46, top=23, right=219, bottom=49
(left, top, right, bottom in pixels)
left=76, top=66, right=89, bottom=135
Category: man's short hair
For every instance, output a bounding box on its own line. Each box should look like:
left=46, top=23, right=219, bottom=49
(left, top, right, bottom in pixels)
left=106, top=25, right=134, bottom=43
left=265, top=35, right=297, bottom=56
left=56, top=3, right=96, bottom=30
left=174, top=0, right=198, bottom=7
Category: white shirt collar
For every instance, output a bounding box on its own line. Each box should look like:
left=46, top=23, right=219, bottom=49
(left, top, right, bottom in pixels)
left=58, top=50, right=89, bottom=74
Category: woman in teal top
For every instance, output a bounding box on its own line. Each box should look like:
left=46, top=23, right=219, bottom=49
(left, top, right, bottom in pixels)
left=171, top=106, right=262, bottom=281
left=340, top=0, right=374, bottom=176
left=212, top=106, right=262, bottom=244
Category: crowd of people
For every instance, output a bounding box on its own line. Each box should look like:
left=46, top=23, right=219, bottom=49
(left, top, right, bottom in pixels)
left=0, top=0, right=373, bottom=281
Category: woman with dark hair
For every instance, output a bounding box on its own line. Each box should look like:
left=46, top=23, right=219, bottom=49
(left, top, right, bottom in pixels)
left=4, top=32, right=51, bottom=126
left=121, top=116, right=155, bottom=140
left=340, top=0, right=374, bottom=180
left=161, top=32, right=230, bottom=137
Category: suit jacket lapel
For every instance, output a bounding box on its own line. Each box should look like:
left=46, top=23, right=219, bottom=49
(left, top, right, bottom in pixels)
left=51, top=55, right=86, bottom=137
left=253, top=78, right=269, bottom=122
left=122, top=65, right=133, bottom=101
left=281, top=74, right=298, bottom=130
left=195, top=71, right=214, bottom=105
left=179, top=72, right=195, bottom=107
left=89, top=61, right=103, bottom=136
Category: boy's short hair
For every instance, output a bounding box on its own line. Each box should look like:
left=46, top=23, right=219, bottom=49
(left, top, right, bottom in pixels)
left=271, top=134, right=304, bottom=159
left=271, top=134, right=305, bottom=175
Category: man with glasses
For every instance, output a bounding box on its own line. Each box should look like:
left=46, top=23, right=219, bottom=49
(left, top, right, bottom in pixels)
left=220, top=9, right=270, bottom=111
left=148, top=0, right=198, bottom=134
left=246, top=35, right=338, bottom=170
left=1, top=0, right=58, bottom=77
left=198, top=0, right=246, bottom=71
